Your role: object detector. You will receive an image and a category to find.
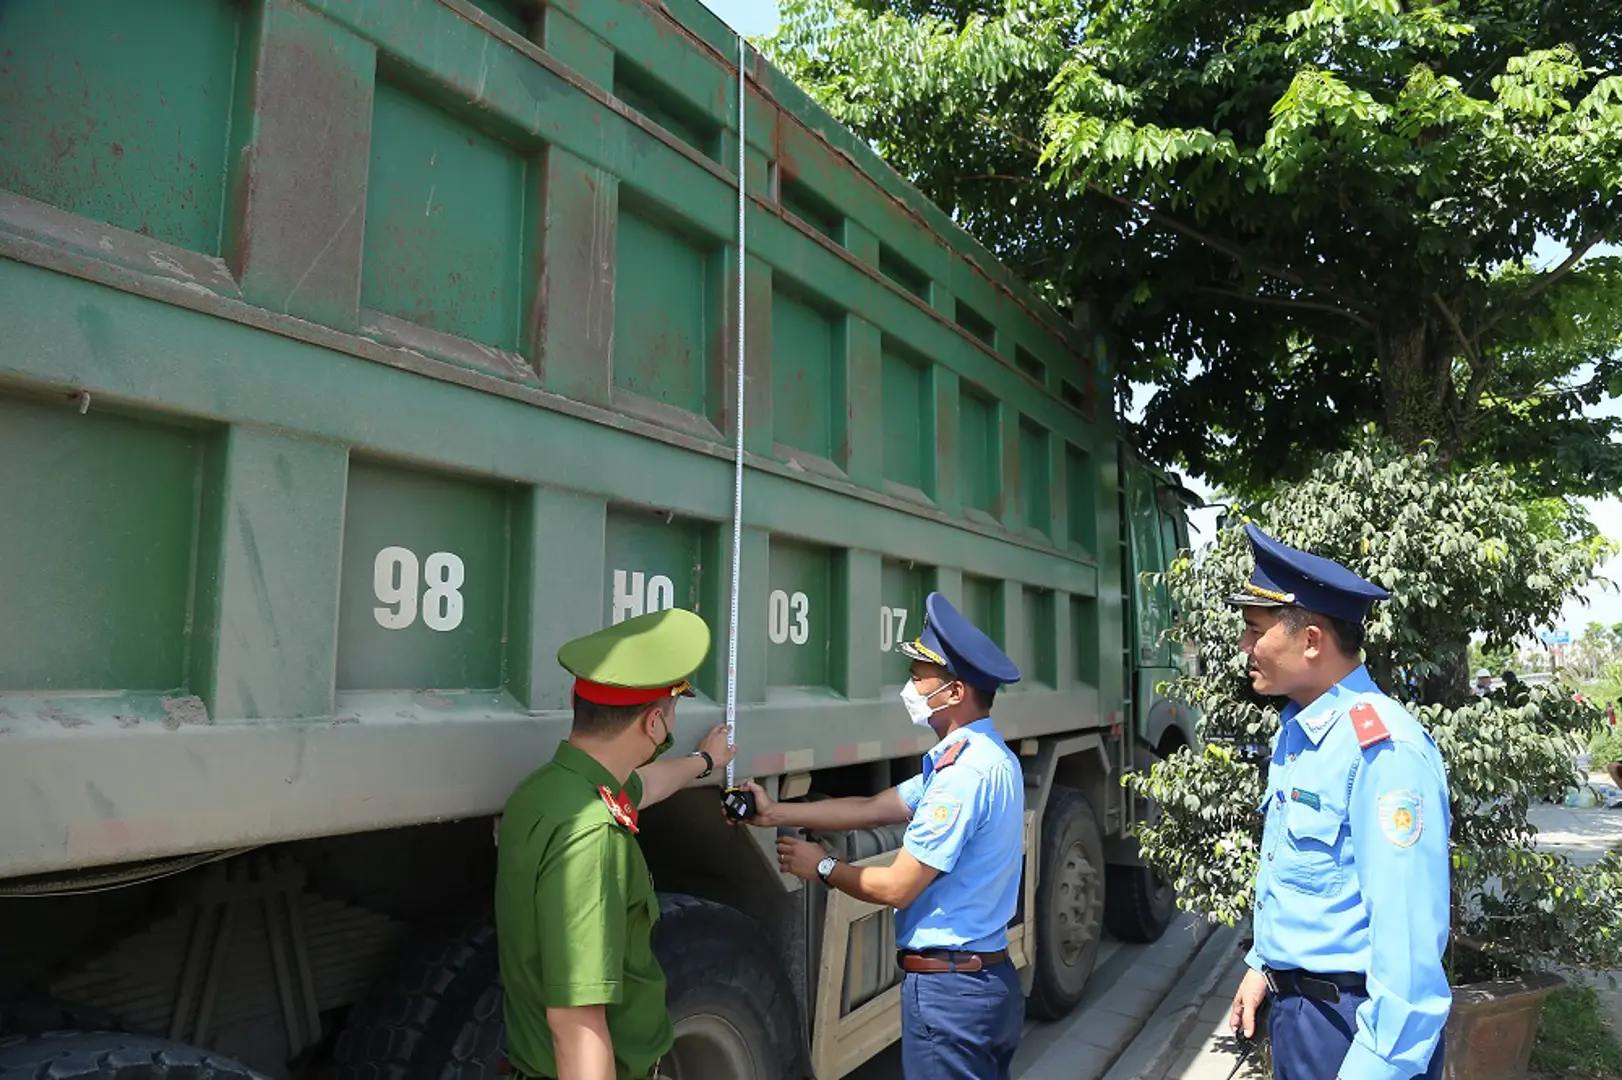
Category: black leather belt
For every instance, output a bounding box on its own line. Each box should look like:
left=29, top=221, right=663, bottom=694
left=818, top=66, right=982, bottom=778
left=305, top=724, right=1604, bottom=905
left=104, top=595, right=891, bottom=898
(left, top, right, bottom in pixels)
left=1262, top=966, right=1367, bottom=1003
left=897, top=948, right=1010, bottom=973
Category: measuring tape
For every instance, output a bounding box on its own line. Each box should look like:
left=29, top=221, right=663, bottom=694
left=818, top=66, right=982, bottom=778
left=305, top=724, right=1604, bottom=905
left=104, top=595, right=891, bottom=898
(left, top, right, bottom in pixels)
left=721, top=34, right=756, bottom=824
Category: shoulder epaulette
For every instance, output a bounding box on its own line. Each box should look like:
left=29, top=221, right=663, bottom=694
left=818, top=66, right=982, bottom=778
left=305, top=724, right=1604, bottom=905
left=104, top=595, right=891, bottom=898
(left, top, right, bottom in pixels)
left=935, top=740, right=969, bottom=771
left=1350, top=702, right=1391, bottom=749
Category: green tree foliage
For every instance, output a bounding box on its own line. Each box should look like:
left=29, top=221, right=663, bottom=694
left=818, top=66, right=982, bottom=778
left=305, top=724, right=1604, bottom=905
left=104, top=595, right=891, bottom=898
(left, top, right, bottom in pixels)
left=765, top=0, right=1622, bottom=497
left=1126, top=437, right=1622, bottom=973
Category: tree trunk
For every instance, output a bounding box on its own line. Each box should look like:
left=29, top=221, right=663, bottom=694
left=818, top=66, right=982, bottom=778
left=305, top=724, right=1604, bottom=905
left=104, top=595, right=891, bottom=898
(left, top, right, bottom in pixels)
left=1376, top=319, right=1459, bottom=464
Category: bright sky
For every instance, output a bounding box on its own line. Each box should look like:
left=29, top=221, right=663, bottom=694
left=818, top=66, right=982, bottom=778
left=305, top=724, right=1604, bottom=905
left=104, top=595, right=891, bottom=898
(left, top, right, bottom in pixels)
left=700, top=0, right=1619, bottom=635
left=700, top=0, right=781, bottom=36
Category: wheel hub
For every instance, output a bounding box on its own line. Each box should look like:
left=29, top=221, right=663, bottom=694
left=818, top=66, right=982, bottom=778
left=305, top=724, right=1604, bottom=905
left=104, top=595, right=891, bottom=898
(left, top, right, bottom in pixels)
left=1056, top=839, right=1099, bottom=965
left=663, top=1012, right=757, bottom=1080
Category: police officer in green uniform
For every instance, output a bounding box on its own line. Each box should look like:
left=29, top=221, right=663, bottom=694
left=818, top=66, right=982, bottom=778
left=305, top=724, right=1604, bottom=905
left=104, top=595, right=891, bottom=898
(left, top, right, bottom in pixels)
left=495, top=608, right=734, bottom=1080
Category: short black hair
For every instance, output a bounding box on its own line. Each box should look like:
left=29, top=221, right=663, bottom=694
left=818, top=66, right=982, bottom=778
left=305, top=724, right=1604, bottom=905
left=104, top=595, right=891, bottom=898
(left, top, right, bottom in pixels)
left=572, top=695, right=664, bottom=738
left=967, top=684, right=996, bottom=712
left=1278, top=605, right=1365, bottom=656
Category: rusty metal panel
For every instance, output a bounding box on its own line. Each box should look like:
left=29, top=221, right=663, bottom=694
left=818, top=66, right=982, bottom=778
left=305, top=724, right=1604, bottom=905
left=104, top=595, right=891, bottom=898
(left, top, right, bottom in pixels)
left=0, top=395, right=201, bottom=692
left=613, top=200, right=715, bottom=418
left=0, top=0, right=242, bottom=255
left=225, top=0, right=375, bottom=329
left=770, top=285, right=840, bottom=462
left=359, top=80, right=530, bottom=353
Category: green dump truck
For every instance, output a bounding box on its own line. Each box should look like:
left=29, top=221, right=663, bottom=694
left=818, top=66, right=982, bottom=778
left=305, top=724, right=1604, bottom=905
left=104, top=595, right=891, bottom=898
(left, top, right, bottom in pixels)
left=0, top=1, right=1198, bottom=1077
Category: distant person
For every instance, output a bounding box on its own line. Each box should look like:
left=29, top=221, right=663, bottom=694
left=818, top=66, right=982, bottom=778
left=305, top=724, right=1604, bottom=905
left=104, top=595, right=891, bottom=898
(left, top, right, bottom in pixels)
left=1226, top=525, right=1450, bottom=1080
left=1473, top=669, right=1492, bottom=697
left=1606, top=701, right=1617, bottom=731
left=1498, top=668, right=1528, bottom=707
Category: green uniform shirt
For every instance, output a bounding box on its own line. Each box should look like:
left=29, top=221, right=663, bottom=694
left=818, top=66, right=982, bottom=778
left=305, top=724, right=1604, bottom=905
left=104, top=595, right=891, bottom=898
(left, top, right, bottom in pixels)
left=495, top=742, right=671, bottom=1080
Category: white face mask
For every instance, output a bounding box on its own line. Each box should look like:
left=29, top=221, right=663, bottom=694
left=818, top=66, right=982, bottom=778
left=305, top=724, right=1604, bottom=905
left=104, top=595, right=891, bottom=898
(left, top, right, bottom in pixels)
left=900, top=679, right=955, bottom=727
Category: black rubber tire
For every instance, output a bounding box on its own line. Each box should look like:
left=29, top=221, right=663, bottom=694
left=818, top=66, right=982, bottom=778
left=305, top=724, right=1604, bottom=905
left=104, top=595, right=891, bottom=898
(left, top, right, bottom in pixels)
left=438, top=894, right=803, bottom=1080
left=0, top=999, right=134, bottom=1039
left=0, top=1032, right=268, bottom=1080
left=653, top=894, right=802, bottom=1080
left=334, top=911, right=498, bottom=1080
left=1026, top=786, right=1106, bottom=1021
left=1103, top=863, right=1177, bottom=943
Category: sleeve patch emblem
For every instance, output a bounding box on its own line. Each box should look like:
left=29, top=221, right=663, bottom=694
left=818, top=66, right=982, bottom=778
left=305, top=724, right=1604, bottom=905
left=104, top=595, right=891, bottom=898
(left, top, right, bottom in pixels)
left=915, top=794, right=962, bottom=836
left=1377, top=789, right=1422, bottom=848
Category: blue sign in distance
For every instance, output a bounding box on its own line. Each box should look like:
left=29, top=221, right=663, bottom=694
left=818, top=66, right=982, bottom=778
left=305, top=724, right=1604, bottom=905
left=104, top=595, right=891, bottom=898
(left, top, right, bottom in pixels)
left=1540, top=629, right=1572, bottom=645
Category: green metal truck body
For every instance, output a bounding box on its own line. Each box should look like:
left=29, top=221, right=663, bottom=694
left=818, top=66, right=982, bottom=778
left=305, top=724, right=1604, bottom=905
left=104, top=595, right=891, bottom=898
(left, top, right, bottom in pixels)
left=0, top=1, right=1195, bottom=1076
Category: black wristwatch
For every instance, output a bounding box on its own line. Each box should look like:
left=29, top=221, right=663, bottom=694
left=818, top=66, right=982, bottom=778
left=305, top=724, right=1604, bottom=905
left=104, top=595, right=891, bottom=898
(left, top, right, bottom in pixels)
left=689, top=750, right=713, bottom=779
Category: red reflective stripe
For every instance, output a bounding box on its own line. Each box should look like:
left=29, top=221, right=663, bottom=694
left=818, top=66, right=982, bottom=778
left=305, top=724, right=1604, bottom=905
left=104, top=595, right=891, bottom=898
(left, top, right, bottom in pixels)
left=832, top=744, right=858, bottom=764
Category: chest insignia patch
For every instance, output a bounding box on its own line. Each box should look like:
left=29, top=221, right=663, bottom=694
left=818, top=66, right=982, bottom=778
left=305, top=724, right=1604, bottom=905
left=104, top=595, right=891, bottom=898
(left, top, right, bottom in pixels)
left=1377, top=789, right=1422, bottom=847
left=1350, top=703, right=1392, bottom=749
left=598, top=785, right=640, bottom=834
left=1290, top=788, right=1321, bottom=811
left=934, top=740, right=968, bottom=771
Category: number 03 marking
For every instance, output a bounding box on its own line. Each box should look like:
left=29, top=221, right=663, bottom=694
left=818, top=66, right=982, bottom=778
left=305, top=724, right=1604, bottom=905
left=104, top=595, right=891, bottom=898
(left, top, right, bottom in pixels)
left=374, top=547, right=465, bottom=632
left=768, top=590, right=810, bottom=646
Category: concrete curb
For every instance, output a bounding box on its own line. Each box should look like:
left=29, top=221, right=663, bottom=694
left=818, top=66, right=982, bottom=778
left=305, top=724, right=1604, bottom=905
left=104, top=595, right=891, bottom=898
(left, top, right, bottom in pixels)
left=1097, top=923, right=1244, bottom=1080
left=1015, top=915, right=1219, bottom=1080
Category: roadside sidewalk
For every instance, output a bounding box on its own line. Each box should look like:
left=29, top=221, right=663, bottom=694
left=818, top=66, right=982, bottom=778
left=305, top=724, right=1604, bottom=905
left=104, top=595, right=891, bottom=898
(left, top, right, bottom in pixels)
left=1151, top=800, right=1622, bottom=1080
left=1150, top=946, right=1261, bottom=1080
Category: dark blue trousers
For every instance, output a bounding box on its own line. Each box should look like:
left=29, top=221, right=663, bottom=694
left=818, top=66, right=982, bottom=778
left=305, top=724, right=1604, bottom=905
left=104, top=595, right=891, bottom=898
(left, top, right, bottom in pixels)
left=1269, top=990, right=1444, bottom=1080
left=900, top=963, right=1023, bottom=1079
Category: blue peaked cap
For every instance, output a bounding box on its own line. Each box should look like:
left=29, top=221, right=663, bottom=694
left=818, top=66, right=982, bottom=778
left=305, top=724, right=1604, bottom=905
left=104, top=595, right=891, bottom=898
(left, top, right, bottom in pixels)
left=898, top=592, right=1021, bottom=693
left=1225, top=524, right=1390, bottom=624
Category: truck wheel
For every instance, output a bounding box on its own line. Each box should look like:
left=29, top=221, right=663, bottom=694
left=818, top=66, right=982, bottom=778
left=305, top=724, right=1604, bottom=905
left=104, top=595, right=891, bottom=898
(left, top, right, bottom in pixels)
left=0, top=1032, right=267, bottom=1080
left=334, top=912, right=497, bottom=1080
left=438, top=895, right=802, bottom=1080
left=1103, top=864, right=1176, bottom=943
left=0, top=999, right=133, bottom=1039
left=1026, top=786, right=1105, bottom=1021
left=654, top=895, right=801, bottom=1080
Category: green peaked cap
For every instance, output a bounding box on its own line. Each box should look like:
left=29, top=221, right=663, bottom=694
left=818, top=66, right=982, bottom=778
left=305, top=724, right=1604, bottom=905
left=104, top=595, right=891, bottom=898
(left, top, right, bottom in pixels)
left=557, top=607, right=711, bottom=690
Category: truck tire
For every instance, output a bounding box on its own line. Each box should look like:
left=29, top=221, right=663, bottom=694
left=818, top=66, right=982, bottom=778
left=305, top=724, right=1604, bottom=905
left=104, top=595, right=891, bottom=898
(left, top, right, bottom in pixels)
left=438, top=894, right=802, bottom=1080
left=1026, top=786, right=1105, bottom=1021
left=334, top=912, right=498, bottom=1080
left=0, top=999, right=133, bottom=1039
left=1103, top=864, right=1176, bottom=943
left=0, top=1032, right=267, bottom=1080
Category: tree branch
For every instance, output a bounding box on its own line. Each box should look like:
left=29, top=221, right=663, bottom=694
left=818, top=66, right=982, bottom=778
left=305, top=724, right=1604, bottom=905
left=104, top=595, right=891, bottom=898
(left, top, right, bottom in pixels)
left=1431, top=292, right=1484, bottom=374
left=1194, top=285, right=1376, bottom=330
left=1089, top=183, right=1374, bottom=316
left=1477, top=235, right=1604, bottom=340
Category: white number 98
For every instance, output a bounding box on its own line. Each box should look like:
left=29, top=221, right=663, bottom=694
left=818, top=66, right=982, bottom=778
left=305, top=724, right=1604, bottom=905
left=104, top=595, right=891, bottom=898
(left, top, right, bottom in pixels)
left=373, top=546, right=464, bottom=632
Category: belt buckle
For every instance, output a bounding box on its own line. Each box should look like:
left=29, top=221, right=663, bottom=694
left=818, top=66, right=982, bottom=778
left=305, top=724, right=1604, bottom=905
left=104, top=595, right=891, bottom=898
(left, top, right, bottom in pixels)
left=1262, top=967, right=1281, bottom=995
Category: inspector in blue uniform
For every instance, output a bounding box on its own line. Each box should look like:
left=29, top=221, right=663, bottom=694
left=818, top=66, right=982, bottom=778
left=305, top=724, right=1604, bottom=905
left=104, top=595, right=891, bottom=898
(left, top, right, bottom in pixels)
left=1227, top=525, right=1452, bottom=1080
left=737, top=592, right=1026, bottom=1079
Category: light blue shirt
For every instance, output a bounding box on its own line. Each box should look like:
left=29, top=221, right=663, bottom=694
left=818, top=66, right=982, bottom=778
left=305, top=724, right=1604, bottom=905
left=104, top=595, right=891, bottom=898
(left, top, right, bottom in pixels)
left=894, top=718, right=1024, bottom=952
left=1247, top=666, right=1452, bottom=1080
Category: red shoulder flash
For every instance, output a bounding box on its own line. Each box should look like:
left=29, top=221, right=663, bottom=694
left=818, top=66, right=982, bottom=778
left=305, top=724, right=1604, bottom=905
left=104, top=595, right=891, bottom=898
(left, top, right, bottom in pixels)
left=1350, top=703, right=1391, bottom=749
left=935, top=741, right=968, bottom=771
left=598, top=785, right=640, bottom=834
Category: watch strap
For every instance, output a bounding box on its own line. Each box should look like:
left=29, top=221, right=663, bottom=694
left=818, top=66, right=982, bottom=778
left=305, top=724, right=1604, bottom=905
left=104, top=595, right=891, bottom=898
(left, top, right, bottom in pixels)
left=691, top=750, right=713, bottom=778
